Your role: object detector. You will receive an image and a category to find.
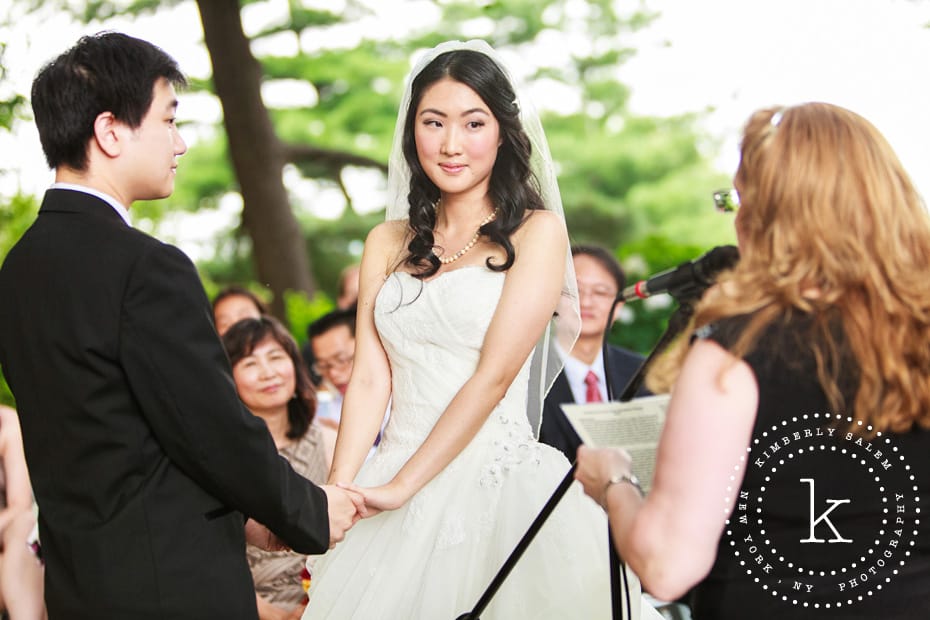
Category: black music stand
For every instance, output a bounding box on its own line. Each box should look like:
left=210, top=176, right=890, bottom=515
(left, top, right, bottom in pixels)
left=456, top=291, right=700, bottom=619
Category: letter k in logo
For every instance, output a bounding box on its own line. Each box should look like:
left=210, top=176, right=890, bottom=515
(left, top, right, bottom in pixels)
left=799, top=478, right=853, bottom=543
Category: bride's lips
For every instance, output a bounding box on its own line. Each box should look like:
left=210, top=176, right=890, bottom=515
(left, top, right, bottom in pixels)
left=439, top=162, right=466, bottom=173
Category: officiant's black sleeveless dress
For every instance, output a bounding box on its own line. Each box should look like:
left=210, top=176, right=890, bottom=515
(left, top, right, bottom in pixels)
left=692, top=313, right=930, bottom=619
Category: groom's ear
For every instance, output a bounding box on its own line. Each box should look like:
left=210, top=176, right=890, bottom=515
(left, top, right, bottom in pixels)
left=92, top=111, right=123, bottom=158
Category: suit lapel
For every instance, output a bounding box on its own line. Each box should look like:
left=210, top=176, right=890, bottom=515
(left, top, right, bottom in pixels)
left=548, top=370, right=574, bottom=404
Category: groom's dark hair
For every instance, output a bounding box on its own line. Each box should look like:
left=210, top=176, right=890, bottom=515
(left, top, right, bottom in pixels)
left=31, top=31, right=186, bottom=171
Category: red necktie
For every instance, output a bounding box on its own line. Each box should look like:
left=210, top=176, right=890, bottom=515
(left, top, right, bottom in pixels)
left=584, top=370, right=603, bottom=403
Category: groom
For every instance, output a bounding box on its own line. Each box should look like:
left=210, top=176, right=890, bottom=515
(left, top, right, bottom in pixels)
left=0, top=33, right=361, bottom=619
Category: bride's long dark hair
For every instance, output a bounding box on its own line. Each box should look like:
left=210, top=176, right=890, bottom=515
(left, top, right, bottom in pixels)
left=401, top=50, right=546, bottom=279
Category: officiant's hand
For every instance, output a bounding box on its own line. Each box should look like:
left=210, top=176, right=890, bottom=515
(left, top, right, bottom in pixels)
left=322, top=484, right=367, bottom=547
left=575, top=445, right=635, bottom=508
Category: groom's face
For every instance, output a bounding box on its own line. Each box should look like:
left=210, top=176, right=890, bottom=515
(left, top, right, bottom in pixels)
left=114, top=77, right=187, bottom=203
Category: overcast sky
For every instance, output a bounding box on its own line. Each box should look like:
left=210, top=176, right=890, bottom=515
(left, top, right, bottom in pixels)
left=624, top=0, right=930, bottom=199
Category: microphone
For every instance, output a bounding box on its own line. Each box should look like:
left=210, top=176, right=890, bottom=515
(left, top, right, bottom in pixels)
left=620, top=245, right=740, bottom=302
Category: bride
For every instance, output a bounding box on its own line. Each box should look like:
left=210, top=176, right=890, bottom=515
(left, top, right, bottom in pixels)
left=303, top=39, right=661, bottom=619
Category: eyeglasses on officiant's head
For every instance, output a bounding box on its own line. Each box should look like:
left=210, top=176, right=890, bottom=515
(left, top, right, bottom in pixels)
left=713, top=188, right=740, bottom=213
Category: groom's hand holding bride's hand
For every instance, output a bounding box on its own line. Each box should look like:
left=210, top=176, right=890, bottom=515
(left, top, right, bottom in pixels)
left=322, top=484, right=367, bottom=548
left=243, top=483, right=367, bottom=550
left=336, top=479, right=410, bottom=517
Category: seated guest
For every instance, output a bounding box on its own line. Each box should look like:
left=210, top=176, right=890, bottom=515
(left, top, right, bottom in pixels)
left=212, top=285, right=268, bottom=337
left=0, top=405, right=46, bottom=620
left=540, top=245, right=648, bottom=463
left=222, top=317, right=335, bottom=619
left=575, top=103, right=930, bottom=619
left=299, top=265, right=360, bottom=385
left=307, top=308, right=357, bottom=430
left=308, top=309, right=388, bottom=454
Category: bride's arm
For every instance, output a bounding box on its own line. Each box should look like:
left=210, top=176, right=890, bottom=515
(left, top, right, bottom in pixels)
left=359, top=211, right=567, bottom=510
left=326, top=222, right=398, bottom=486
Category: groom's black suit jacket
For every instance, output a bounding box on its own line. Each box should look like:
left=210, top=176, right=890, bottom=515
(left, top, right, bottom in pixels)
left=0, top=190, right=328, bottom=619
left=540, top=345, right=649, bottom=464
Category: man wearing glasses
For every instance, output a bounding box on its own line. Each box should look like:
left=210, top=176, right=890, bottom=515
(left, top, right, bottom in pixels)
left=308, top=308, right=389, bottom=454
left=540, top=245, right=649, bottom=463
left=308, top=308, right=358, bottom=431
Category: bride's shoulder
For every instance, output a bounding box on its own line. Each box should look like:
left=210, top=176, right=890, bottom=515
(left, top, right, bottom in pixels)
left=366, top=220, right=411, bottom=251
left=515, top=209, right=567, bottom=243
left=368, top=219, right=409, bottom=240
left=364, top=220, right=413, bottom=274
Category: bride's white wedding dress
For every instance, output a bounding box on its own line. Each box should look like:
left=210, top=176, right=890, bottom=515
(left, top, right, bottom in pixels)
left=304, top=267, right=660, bottom=619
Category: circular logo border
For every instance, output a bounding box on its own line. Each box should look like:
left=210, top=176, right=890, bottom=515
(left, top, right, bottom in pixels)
left=725, top=412, right=921, bottom=610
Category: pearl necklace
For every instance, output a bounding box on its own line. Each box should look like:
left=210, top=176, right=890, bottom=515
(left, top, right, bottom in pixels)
left=437, top=208, right=499, bottom=265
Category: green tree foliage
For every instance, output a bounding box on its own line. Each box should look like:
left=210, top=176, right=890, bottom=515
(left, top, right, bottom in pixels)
left=160, top=0, right=731, bottom=292
left=0, top=193, right=37, bottom=256
left=612, top=233, right=713, bottom=355
left=0, top=192, right=40, bottom=405
left=0, top=41, right=27, bottom=132
left=0, top=0, right=741, bottom=393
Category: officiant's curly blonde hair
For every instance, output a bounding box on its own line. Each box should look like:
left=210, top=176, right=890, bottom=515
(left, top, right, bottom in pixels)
left=649, top=102, right=930, bottom=436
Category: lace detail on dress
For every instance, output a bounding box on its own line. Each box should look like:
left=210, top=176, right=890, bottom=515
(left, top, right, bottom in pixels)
left=302, top=266, right=644, bottom=620
left=374, top=268, right=535, bottom=446
left=480, top=436, right=541, bottom=489
left=374, top=268, right=539, bottom=551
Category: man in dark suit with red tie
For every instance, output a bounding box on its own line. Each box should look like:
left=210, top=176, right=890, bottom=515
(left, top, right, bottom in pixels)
left=0, top=33, right=363, bottom=619
left=540, top=245, right=649, bottom=463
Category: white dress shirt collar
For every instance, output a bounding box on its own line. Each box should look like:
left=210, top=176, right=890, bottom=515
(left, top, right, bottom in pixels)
left=50, top=182, right=132, bottom=226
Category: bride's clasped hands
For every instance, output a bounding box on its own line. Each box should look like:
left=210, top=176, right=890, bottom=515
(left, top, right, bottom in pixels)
left=335, top=479, right=412, bottom=517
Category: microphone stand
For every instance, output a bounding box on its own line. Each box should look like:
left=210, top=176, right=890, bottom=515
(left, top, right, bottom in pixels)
left=456, top=291, right=700, bottom=620
left=613, top=297, right=696, bottom=403
left=602, top=299, right=633, bottom=620
left=601, top=290, right=699, bottom=620
left=454, top=466, right=579, bottom=620
left=455, top=300, right=631, bottom=619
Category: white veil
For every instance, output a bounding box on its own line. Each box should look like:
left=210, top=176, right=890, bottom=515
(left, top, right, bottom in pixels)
left=384, top=39, right=581, bottom=437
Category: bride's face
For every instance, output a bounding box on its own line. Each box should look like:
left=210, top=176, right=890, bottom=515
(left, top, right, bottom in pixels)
left=414, top=77, right=501, bottom=200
